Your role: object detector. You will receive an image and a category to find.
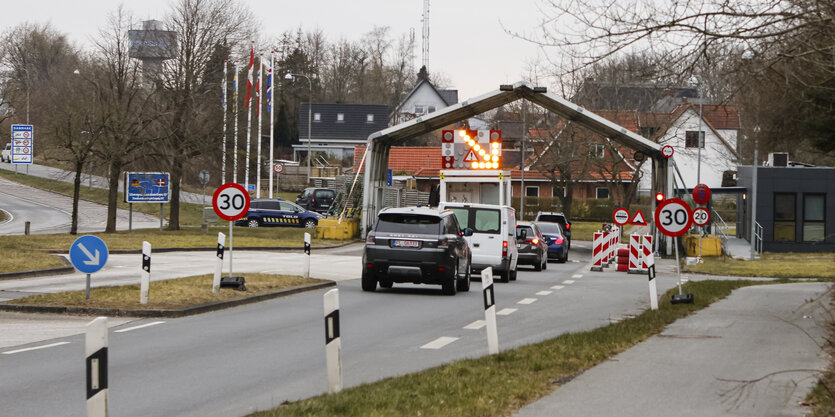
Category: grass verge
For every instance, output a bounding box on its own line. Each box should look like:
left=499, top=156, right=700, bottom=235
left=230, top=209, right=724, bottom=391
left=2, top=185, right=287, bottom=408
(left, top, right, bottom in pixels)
left=683, top=252, right=835, bottom=278
left=7, top=273, right=324, bottom=309
left=565, top=220, right=605, bottom=242
left=248, top=279, right=761, bottom=417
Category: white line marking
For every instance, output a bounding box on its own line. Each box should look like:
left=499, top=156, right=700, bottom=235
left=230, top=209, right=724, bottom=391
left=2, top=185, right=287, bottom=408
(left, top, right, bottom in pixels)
left=563, top=280, right=575, bottom=284
left=497, top=308, right=517, bottom=316
left=2, top=342, right=70, bottom=355
left=572, top=274, right=583, bottom=279
left=464, top=320, right=486, bottom=330
left=551, top=285, right=565, bottom=290
left=114, top=321, right=165, bottom=333
left=536, top=290, right=553, bottom=296
left=518, top=298, right=537, bottom=305
left=421, top=336, right=459, bottom=350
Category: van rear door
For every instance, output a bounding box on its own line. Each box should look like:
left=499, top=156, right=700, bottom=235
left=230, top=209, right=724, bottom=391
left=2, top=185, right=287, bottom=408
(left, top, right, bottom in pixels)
left=447, top=206, right=502, bottom=267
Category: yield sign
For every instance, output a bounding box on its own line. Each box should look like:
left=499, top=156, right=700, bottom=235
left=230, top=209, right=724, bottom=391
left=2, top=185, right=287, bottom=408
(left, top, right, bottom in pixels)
left=630, top=209, right=648, bottom=225
left=463, top=149, right=479, bottom=162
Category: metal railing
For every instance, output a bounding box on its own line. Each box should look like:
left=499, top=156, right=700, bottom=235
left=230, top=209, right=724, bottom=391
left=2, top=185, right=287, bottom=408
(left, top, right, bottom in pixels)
left=754, top=221, right=764, bottom=255
left=712, top=209, right=732, bottom=257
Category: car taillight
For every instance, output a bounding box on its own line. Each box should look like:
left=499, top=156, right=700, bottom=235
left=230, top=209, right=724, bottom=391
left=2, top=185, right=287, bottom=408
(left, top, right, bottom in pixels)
left=438, top=237, right=451, bottom=248
left=502, top=240, right=508, bottom=257
left=366, top=234, right=375, bottom=244
left=565, top=223, right=570, bottom=230
left=554, top=237, right=564, bottom=245
left=530, top=238, right=539, bottom=245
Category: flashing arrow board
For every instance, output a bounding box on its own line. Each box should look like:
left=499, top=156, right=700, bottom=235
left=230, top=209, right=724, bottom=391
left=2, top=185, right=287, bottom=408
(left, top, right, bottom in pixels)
left=125, top=172, right=171, bottom=203
left=440, top=129, right=502, bottom=170
left=10, top=124, right=33, bottom=164
left=70, top=235, right=109, bottom=274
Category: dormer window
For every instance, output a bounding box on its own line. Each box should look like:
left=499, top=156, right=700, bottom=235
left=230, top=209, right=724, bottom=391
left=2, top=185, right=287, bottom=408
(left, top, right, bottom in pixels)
left=313, top=113, right=321, bottom=122
left=414, top=105, right=424, bottom=114
left=366, top=114, right=374, bottom=123
left=337, top=113, right=344, bottom=122
left=427, top=105, right=436, bottom=113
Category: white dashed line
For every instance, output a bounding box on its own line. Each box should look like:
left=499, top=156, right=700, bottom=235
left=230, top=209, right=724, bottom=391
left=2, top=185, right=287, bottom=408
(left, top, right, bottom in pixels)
left=114, top=321, right=165, bottom=333
left=2, top=342, right=70, bottom=355
left=563, top=280, right=575, bottom=284
left=464, top=320, right=486, bottom=330
left=551, top=285, right=565, bottom=290
left=421, top=336, right=459, bottom=350
left=497, top=308, right=517, bottom=316
left=518, top=298, right=537, bottom=305
left=572, top=274, right=583, bottom=279
left=536, top=290, right=553, bottom=296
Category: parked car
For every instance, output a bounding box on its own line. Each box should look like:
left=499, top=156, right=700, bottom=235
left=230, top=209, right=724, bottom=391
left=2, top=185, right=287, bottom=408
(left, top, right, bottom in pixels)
left=534, top=221, right=568, bottom=263
left=235, top=198, right=323, bottom=228
left=295, top=188, right=336, bottom=213
left=439, top=202, right=519, bottom=282
left=362, top=206, right=472, bottom=295
left=535, top=211, right=572, bottom=249
left=1, top=143, right=11, bottom=163
left=515, top=222, right=548, bottom=271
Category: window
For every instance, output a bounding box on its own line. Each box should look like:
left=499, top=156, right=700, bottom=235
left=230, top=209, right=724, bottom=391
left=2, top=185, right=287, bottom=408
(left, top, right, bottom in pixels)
left=774, top=193, right=796, bottom=241
left=313, top=113, right=321, bottom=122
left=596, top=187, right=610, bottom=199
left=414, top=105, right=424, bottom=114
left=279, top=201, right=299, bottom=212
left=685, top=131, right=705, bottom=148
left=443, top=216, right=460, bottom=235
left=376, top=213, right=441, bottom=234
left=553, top=186, right=566, bottom=198
left=366, top=114, right=374, bottom=123
left=525, top=186, right=539, bottom=198
left=336, top=113, right=344, bottom=122
left=803, top=194, right=825, bottom=242
left=448, top=207, right=500, bottom=234
left=589, top=144, right=605, bottom=158
left=427, top=105, right=436, bottom=113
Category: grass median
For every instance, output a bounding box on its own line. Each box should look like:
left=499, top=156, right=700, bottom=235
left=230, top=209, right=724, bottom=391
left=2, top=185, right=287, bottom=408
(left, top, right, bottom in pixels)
left=683, top=252, right=835, bottom=278
left=248, top=279, right=763, bottom=417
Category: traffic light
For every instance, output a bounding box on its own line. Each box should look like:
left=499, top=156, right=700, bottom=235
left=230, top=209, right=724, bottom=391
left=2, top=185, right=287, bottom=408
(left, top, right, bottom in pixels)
left=655, top=192, right=665, bottom=202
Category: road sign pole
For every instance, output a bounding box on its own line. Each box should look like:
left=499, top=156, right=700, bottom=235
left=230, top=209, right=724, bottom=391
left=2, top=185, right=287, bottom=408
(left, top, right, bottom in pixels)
left=86, top=274, right=91, bottom=300
left=674, top=238, right=683, bottom=295
left=228, top=220, right=234, bottom=278
left=213, top=232, right=225, bottom=293
left=129, top=204, right=133, bottom=232
left=159, top=203, right=163, bottom=231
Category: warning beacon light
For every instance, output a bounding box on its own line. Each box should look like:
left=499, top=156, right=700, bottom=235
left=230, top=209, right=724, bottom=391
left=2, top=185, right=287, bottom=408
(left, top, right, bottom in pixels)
left=655, top=192, right=665, bottom=202
left=440, top=129, right=502, bottom=170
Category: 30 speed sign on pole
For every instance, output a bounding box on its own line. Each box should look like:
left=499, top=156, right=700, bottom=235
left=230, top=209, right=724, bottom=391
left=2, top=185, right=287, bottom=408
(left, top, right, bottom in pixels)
left=213, top=183, right=250, bottom=280
left=654, top=198, right=693, bottom=237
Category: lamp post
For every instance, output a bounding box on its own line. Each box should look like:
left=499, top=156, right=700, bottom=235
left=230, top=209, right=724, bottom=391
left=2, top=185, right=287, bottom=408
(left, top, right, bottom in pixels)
left=285, top=73, right=313, bottom=183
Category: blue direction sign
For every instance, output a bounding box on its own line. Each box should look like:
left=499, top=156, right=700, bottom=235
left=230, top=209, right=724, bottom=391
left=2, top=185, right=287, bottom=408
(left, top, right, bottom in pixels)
left=124, top=172, right=171, bottom=203
left=70, top=235, right=109, bottom=274
left=10, top=124, right=34, bottom=164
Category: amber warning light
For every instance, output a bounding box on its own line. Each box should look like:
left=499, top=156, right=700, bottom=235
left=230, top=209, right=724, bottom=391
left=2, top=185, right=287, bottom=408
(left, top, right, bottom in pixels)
left=441, top=129, right=502, bottom=170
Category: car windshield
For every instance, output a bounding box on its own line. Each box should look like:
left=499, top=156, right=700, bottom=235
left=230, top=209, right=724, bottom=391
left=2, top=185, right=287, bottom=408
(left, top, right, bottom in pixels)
left=516, top=226, right=534, bottom=239
left=448, top=207, right=500, bottom=234
left=538, top=214, right=566, bottom=224
left=535, top=222, right=563, bottom=235
left=376, top=213, right=441, bottom=234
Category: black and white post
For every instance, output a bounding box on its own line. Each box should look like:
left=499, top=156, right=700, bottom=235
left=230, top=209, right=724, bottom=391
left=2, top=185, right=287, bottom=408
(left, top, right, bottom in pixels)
left=323, top=288, right=342, bottom=393
left=213, top=232, right=225, bottom=293
left=304, top=232, right=311, bottom=279
left=648, top=264, right=658, bottom=311
left=140, top=241, right=151, bottom=305
left=86, top=317, right=108, bottom=417
left=481, top=267, right=499, bottom=355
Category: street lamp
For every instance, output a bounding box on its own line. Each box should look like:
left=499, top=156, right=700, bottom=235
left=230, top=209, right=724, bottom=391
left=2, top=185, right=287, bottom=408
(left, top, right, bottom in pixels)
left=285, top=73, right=313, bottom=183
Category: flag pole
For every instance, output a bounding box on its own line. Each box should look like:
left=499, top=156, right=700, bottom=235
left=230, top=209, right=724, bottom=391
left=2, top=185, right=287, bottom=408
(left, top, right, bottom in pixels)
left=222, top=60, right=228, bottom=185
left=256, top=53, right=263, bottom=199
left=233, top=60, right=239, bottom=184
left=245, top=41, right=254, bottom=192
left=269, top=52, right=275, bottom=199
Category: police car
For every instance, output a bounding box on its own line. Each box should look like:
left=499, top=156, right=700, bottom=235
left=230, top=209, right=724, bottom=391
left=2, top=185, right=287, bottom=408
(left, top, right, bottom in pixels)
left=235, top=198, right=324, bottom=228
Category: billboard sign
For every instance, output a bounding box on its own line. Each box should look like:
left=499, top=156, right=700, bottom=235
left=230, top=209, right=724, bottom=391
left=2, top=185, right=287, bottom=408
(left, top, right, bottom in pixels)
left=10, top=124, right=33, bottom=164
left=124, top=172, right=171, bottom=203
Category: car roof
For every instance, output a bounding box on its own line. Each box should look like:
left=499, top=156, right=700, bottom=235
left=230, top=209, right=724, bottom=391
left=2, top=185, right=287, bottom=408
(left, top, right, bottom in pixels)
left=516, top=221, right=535, bottom=227
left=252, top=198, right=285, bottom=202
left=380, top=206, right=443, bottom=216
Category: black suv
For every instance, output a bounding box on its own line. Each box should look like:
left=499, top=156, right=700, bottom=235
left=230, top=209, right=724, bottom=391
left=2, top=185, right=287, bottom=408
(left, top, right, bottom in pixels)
left=535, top=212, right=572, bottom=249
left=296, top=188, right=336, bottom=213
left=363, top=207, right=472, bottom=295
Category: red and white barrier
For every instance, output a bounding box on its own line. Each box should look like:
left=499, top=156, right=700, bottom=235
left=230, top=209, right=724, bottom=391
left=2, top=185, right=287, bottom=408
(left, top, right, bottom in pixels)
left=591, top=231, right=604, bottom=271
left=628, top=234, right=642, bottom=274
left=641, top=234, right=654, bottom=273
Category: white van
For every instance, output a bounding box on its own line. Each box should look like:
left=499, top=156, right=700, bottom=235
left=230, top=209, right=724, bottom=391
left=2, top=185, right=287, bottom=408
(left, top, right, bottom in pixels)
left=439, top=202, right=519, bottom=282
left=1, top=143, right=10, bottom=163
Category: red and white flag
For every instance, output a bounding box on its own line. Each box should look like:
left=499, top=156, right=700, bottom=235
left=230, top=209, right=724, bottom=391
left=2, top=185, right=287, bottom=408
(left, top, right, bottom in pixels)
left=255, top=56, right=261, bottom=117
left=244, top=42, right=254, bottom=108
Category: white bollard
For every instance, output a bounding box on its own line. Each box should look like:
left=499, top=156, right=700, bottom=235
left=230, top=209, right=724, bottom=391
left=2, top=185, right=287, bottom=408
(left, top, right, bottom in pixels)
left=323, top=288, right=342, bottom=393
left=86, top=317, right=108, bottom=417
left=643, top=234, right=657, bottom=310
left=304, top=232, right=311, bottom=279
left=213, top=232, right=225, bottom=293
left=140, top=241, right=151, bottom=305
left=648, top=263, right=658, bottom=311
left=481, top=267, right=499, bottom=355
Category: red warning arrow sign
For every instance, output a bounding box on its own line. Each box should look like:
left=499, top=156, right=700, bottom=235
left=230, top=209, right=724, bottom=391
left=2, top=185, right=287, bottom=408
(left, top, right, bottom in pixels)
left=463, top=149, right=479, bottom=163
left=630, top=209, right=648, bottom=225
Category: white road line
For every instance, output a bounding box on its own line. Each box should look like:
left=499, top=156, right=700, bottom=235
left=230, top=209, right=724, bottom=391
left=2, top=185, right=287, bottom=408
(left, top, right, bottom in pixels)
left=563, top=280, right=575, bottom=284
left=536, top=290, right=553, bottom=296
left=518, top=298, right=537, bottom=305
left=551, top=285, right=565, bottom=290
left=114, top=321, right=165, bottom=333
left=572, top=274, right=583, bottom=279
left=421, top=336, right=459, bottom=350
left=2, top=342, right=70, bottom=355
left=497, top=308, right=517, bottom=316
left=464, top=320, right=486, bottom=330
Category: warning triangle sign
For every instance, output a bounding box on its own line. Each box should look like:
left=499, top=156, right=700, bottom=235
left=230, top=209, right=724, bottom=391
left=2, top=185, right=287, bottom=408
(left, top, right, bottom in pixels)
left=630, top=209, right=648, bottom=225
left=463, top=149, right=479, bottom=163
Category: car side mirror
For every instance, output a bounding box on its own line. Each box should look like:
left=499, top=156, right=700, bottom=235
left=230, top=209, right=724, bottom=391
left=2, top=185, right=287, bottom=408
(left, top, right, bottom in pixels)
left=462, top=228, right=473, bottom=237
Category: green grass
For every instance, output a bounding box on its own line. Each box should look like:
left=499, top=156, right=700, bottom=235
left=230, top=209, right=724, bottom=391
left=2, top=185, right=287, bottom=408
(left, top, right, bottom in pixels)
left=7, top=273, right=324, bottom=309
left=683, top=252, right=835, bottom=278
left=568, top=220, right=608, bottom=241
left=249, top=280, right=760, bottom=417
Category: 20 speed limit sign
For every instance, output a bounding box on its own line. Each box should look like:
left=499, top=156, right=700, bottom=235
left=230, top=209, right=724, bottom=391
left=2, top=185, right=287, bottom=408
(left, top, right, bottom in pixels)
left=212, top=183, right=251, bottom=221
left=692, top=207, right=711, bottom=227
left=654, top=198, right=693, bottom=237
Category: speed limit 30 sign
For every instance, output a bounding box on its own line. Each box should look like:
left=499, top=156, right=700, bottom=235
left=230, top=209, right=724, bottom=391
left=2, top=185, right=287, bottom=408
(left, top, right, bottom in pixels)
left=654, top=198, right=693, bottom=237
left=212, top=183, right=251, bottom=221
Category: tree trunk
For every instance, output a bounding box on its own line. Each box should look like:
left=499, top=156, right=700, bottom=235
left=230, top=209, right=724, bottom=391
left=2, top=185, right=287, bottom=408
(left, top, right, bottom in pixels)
left=71, top=160, right=84, bottom=235
left=105, top=156, right=123, bottom=232
left=167, top=155, right=183, bottom=230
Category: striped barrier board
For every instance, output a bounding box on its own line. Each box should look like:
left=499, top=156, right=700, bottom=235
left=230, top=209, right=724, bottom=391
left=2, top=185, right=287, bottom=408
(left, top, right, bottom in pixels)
left=601, top=231, right=611, bottom=267
left=641, top=234, right=654, bottom=273
left=628, top=234, right=642, bottom=274
left=591, top=232, right=604, bottom=271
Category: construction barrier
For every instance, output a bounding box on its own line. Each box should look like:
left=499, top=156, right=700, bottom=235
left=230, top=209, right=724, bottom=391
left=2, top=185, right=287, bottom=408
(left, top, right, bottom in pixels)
left=314, top=218, right=360, bottom=240
left=591, top=231, right=604, bottom=271
left=628, top=234, right=642, bottom=274
left=641, top=234, right=654, bottom=273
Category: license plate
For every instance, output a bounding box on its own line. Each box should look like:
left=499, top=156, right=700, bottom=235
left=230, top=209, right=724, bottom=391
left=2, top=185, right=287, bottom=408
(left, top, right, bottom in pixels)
left=393, top=240, right=420, bottom=248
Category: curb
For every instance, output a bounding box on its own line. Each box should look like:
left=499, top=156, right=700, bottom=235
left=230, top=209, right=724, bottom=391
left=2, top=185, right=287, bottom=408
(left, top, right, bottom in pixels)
left=0, top=256, right=74, bottom=281
left=0, top=281, right=336, bottom=318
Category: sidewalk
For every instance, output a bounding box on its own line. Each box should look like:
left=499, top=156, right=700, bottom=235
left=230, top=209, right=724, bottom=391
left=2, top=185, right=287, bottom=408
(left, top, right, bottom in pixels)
left=513, top=281, right=832, bottom=417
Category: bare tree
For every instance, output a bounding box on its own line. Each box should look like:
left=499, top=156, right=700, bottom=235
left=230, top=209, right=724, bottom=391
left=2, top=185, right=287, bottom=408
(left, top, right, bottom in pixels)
left=530, top=121, right=594, bottom=219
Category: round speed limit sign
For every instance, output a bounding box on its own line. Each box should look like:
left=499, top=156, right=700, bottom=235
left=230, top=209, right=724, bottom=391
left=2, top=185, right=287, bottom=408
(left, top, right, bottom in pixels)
left=212, top=183, right=251, bottom=221
left=654, top=198, right=693, bottom=237
left=692, top=207, right=711, bottom=227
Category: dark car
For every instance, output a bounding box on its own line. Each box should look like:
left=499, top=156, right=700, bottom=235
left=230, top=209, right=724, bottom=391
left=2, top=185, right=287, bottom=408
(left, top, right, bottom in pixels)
left=296, top=188, right=336, bottom=213
left=363, top=207, right=472, bottom=295
left=516, top=222, right=548, bottom=271
left=535, top=211, right=572, bottom=249
left=235, top=198, right=323, bottom=228
left=534, top=221, right=569, bottom=263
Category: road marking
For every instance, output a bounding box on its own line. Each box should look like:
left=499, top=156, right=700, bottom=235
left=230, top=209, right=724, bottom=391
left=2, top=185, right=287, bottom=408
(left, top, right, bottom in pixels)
left=2, top=342, right=70, bottom=355
left=421, top=336, right=459, bottom=350
left=518, top=298, right=537, bottom=305
left=464, top=320, right=486, bottom=330
left=572, top=274, right=583, bottom=279
left=536, top=290, right=553, bottom=296
left=551, top=285, right=565, bottom=290
left=563, top=280, right=575, bottom=284
left=497, top=308, right=517, bottom=316
left=114, top=321, right=165, bottom=333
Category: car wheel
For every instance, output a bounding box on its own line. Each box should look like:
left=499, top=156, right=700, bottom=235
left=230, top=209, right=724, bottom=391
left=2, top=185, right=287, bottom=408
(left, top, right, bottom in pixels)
left=558, top=252, right=568, bottom=263
left=379, top=279, right=393, bottom=289
left=542, top=256, right=548, bottom=270
left=303, top=219, right=317, bottom=228
left=247, top=219, right=260, bottom=228
left=442, top=273, right=457, bottom=295
left=509, top=267, right=517, bottom=281
left=499, top=269, right=510, bottom=283
left=456, top=259, right=471, bottom=292
left=534, top=255, right=542, bottom=271
left=361, top=270, right=377, bottom=292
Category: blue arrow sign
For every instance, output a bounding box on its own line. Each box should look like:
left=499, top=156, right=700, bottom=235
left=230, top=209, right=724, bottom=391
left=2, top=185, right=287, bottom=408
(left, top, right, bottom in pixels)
left=70, top=235, right=109, bottom=274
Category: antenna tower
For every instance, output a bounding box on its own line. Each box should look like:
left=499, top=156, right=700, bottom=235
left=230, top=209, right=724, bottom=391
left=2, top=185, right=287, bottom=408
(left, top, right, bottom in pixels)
left=421, top=0, right=430, bottom=68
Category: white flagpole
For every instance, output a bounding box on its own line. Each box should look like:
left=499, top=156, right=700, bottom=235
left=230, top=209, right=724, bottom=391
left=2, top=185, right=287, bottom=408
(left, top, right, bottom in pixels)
left=222, top=60, right=227, bottom=185
left=245, top=62, right=253, bottom=192
left=233, top=60, right=239, bottom=184
left=256, top=54, right=263, bottom=199
left=269, top=52, right=275, bottom=198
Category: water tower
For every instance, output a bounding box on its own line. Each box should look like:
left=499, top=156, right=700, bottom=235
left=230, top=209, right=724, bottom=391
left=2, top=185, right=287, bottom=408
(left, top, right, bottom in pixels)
left=128, top=20, right=177, bottom=75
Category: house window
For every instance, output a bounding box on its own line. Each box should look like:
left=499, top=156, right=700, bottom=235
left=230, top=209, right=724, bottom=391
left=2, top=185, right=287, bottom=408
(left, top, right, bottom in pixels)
left=774, top=193, right=796, bottom=241
left=803, top=194, right=825, bottom=242
left=685, top=131, right=705, bottom=148
left=366, top=114, right=374, bottom=123
left=596, top=187, right=610, bottom=199
left=313, top=113, right=321, bottom=122
left=525, top=186, right=539, bottom=198
left=337, top=113, right=344, bottom=122
left=427, top=105, right=436, bottom=113
left=414, top=105, right=424, bottom=114
left=553, top=186, right=566, bottom=198
left=589, top=144, right=605, bottom=158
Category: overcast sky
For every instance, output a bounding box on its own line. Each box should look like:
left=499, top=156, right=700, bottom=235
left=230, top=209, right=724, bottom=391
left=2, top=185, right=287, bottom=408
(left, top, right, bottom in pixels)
left=2, top=0, right=550, bottom=100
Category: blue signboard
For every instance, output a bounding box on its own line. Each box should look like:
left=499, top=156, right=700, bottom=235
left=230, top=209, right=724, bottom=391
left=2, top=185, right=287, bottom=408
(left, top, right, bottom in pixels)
left=125, top=172, right=171, bottom=203
left=387, top=169, right=392, bottom=186
left=70, top=235, right=109, bottom=274
left=10, top=124, right=34, bottom=164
